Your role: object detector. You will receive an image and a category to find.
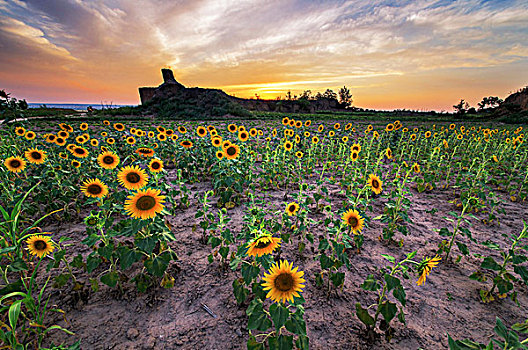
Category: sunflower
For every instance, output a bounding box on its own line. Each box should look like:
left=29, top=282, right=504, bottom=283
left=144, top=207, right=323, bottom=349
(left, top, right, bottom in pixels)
left=97, top=151, right=120, bottom=169
left=350, top=143, right=361, bottom=153
left=46, top=134, right=57, bottom=143
left=402, top=127, right=408, bottom=133
left=222, top=140, right=232, bottom=150
left=148, top=131, right=155, bottom=138
left=177, top=126, right=187, bottom=134
left=368, top=174, right=382, bottom=194
left=80, top=178, right=109, bottom=198
left=425, top=131, right=432, bottom=138
left=239, top=126, right=246, bottom=132
left=342, top=136, right=349, bottom=143
left=114, top=123, right=125, bottom=131
left=15, top=127, right=26, bottom=136
left=212, top=137, right=223, bottom=147
left=334, top=123, right=340, bottom=130
left=25, top=148, right=47, bottom=164
left=124, top=188, right=165, bottom=220
left=71, top=146, right=89, bottom=158
left=328, top=131, right=335, bottom=137
left=90, top=139, right=99, bottom=147
left=78, top=122, right=87, bottom=131
left=117, top=165, right=149, bottom=190
left=411, top=134, right=416, bottom=141
left=413, top=163, right=421, bottom=173
left=367, top=124, right=373, bottom=131
left=305, top=120, right=311, bottom=127
left=385, top=148, right=393, bottom=159
left=417, top=255, right=441, bottom=286
left=318, top=125, right=324, bottom=132
left=385, top=123, right=394, bottom=132
left=295, top=121, right=302, bottom=128
left=157, top=126, right=166, bottom=133
left=282, top=117, right=289, bottom=126
left=449, top=123, right=455, bottom=130
left=285, top=202, right=299, bottom=216
left=262, top=260, right=305, bottom=304
left=180, top=140, right=193, bottom=148
left=247, top=235, right=281, bottom=257
left=130, top=127, right=137, bottom=135
left=350, top=151, right=359, bottom=162
left=207, top=125, right=216, bottom=132
left=107, top=137, right=115, bottom=144
left=210, top=130, right=218, bottom=137
left=289, top=119, right=295, bottom=127
left=312, top=136, right=319, bottom=144
left=345, top=123, right=352, bottom=130
left=216, top=150, right=224, bottom=160
left=171, top=135, right=179, bottom=141
left=228, top=124, right=238, bottom=133
left=103, top=120, right=110, bottom=126
left=125, top=136, right=136, bottom=145
left=304, top=131, right=310, bottom=137
left=25, top=131, right=36, bottom=140
left=148, top=158, right=164, bottom=173
left=250, top=128, right=258, bottom=137
left=196, top=126, right=207, bottom=137
left=75, top=135, right=86, bottom=144
left=136, top=147, right=155, bottom=157
left=342, top=209, right=364, bottom=234
left=58, top=130, right=69, bottom=139
left=224, top=144, right=241, bottom=160
left=238, top=131, right=249, bottom=142
left=71, top=160, right=81, bottom=168
left=373, top=131, right=380, bottom=139
left=272, top=129, right=277, bottom=137
left=4, top=156, right=26, bottom=173
left=295, top=151, right=303, bottom=159
left=283, top=141, right=293, bottom=152
left=60, top=123, right=74, bottom=132
left=26, top=235, right=55, bottom=258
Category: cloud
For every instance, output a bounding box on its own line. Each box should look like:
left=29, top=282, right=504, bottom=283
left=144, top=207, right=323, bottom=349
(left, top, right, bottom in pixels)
left=0, top=0, right=527, bottom=109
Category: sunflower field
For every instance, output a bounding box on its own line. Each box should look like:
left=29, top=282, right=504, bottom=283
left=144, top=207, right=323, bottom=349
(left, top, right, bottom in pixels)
left=0, top=117, right=527, bottom=349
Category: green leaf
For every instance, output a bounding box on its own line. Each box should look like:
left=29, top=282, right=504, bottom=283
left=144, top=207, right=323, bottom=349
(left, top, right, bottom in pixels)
left=232, top=279, right=248, bottom=305
left=86, top=253, right=101, bottom=273
left=355, top=303, right=375, bottom=326
left=248, top=307, right=271, bottom=331
left=270, top=303, right=289, bottom=331
left=384, top=274, right=401, bottom=292
left=8, top=301, right=21, bottom=332
left=379, top=301, right=397, bottom=323
left=268, top=334, right=293, bottom=350
left=241, top=263, right=260, bottom=285
left=118, top=246, right=142, bottom=270
left=53, top=273, right=71, bottom=288
left=285, top=310, right=307, bottom=336
left=481, top=257, right=501, bottom=271
left=494, top=317, right=508, bottom=340
left=393, top=285, right=406, bottom=307
left=136, top=236, right=157, bottom=255
left=295, top=335, right=309, bottom=350
left=513, top=265, right=528, bottom=285
left=330, top=272, right=345, bottom=287
left=247, top=335, right=265, bottom=350
left=456, top=242, right=470, bottom=255
left=319, top=253, right=334, bottom=270
left=100, top=271, right=119, bottom=288
left=360, top=274, right=380, bottom=291
left=144, top=252, right=171, bottom=277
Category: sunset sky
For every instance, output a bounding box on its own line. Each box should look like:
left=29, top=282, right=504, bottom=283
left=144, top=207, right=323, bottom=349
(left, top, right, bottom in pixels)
left=1, top=0, right=527, bottom=111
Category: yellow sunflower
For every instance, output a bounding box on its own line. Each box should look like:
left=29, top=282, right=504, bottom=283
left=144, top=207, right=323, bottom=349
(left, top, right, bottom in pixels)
left=107, top=137, right=115, bottom=144
left=295, top=151, right=303, bottom=159
left=197, top=126, right=207, bottom=137
left=312, top=136, right=319, bottom=144
left=25, top=131, right=36, bottom=140
left=4, top=156, right=26, bottom=173
left=350, top=151, right=359, bottom=162
left=385, top=148, right=393, bottom=159
left=80, top=178, right=109, bottom=198
left=305, top=120, right=312, bottom=127
left=212, top=137, right=223, bottom=147
left=180, top=140, right=193, bottom=148
left=334, top=123, right=340, bottom=130
left=216, top=150, right=224, bottom=160
left=417, top=255, right=441, bottom=286
left=342, top=209, right=364, bottom=234
left=15, top=127, right=26, bottom=136
left=368, top=174, right=382, bottom=194
left=178, top=126, right=187, bottom=134
left=124, top=188, right=165, bottom=220
left=413, top=163, right=421, bottom=173
left=45, top=134, right=57, bottom=143
left=385, top=123, right=394, bottom=132
left=25, top=148, right=47, bottom=164
left=114, top=123, right=125, bottom=131
left=135, top=147, right=155, bottom=157
left=282, top=117, right=290, bottom=126
left=224, top=144, right=241, bottom=160
left=80, top=122, right=88, bottom=131
left=117, top=165, right=149, bottom=190
left=246, top=235, right=281, bottom=257
left=284, top=141, right=293, bottom=152
left=71, top=146, right=89, bottom=158
left=350, top=143, right=361, bottom=153
left=97, top=151, right=120, bottom=169
left=285, top=202, right=299, bottom=216
left=148, top=158, right=164, bottom=173
left=262, top=260, right=305, bottom=304
left=90, top=139, right=99, bottom=147
left=26, top=235, right=55, bottom=258
left=250, top=128, right=258, bottom=137
left=228, top=124, right=238, bottom=133
left=238, top=131, right=249, bottom=142
left=71, top=160, right=81, bottom=168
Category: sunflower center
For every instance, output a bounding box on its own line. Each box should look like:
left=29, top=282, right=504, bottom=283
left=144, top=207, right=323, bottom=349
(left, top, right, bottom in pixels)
left=152, top=162, right=160, bottom=169
left=274, top=273, right=294, bottom=292
left=87, top=184, right=103, bottom=195
left=103, top=156, right=115, bottom=164
left=74, top=148, right=85, bottom=154
left=227, top=146, right=236, bottom=156
left=348, top=217, right=358, bottom=227
left=255, top=239, right=272, bottom=249
left=136, top=195, right=156, bottom=210
left=34, top=240, right=47, bottom=251
left=372, top=179, right=379, bottom=188
left=10, top=160, right=21, bottom=167
left=288, top=205, right=296, bottom=212
left=126, top=172, right=141, bottom=183
left=31, top=151, right=42, bottom=160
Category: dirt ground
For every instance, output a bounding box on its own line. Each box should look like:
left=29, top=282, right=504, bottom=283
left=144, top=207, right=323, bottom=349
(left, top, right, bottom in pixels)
left=39, top=161, right=528, bottom=350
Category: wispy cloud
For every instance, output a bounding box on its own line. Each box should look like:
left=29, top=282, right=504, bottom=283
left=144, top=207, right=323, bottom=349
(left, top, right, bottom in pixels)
left=0, top=0, right=527, bottom=109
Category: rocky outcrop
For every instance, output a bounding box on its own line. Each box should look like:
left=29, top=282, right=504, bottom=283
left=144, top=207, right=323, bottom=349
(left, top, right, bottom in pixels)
left=496, top=86, right=528, bottom=116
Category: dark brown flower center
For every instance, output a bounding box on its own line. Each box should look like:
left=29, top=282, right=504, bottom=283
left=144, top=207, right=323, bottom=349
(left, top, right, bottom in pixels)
left=126, top=172, right=141, bottom=183
left=288, top=204, right=296, bottom=212
left=348, top=217, right=358, bottom=227
left=151, top=162, right=160, bottom=169
left=255, top=239, right=271, bottom=249
left=31, top=152, right=42, bottom=160
left=274, top=273, right=294, bottom=292
left=34, top=240, right=47, bottom=251
left=10, top=160, right=21, bottom=168
left=372, top=179, right=379, bottom=188
left=227, top=146, right=236, bottom=156
left=87, top=184, right=102, bottom=194
left=103, top=156, right=115, bottom=164
left=136, top=195, right=156, bottom=210
left=74, top=148, right=85, bottom=155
